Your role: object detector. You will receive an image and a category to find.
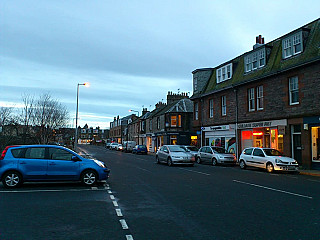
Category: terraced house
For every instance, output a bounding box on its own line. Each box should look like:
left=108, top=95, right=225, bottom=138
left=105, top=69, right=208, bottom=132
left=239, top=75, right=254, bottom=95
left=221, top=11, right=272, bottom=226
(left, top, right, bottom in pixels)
left=191, top=18, right=320, bottom=170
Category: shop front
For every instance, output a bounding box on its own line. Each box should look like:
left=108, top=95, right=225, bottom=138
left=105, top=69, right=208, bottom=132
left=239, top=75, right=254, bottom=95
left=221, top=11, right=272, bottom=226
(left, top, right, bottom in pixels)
left=238, top=119, right=287, bottom=153
left=203, top=124, right=236, bottom=154
left=304, top=116, right=320, bottom=170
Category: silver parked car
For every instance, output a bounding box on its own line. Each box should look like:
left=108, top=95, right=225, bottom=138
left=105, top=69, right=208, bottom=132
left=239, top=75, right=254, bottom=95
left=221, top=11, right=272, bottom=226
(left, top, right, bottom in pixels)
left=196, top=146, right=236, bottom=165
left=180, top=145, right=199, bottom=157
left=156, top=145, right=195, bottom=166
left=239, top=147, right=299, bottom=173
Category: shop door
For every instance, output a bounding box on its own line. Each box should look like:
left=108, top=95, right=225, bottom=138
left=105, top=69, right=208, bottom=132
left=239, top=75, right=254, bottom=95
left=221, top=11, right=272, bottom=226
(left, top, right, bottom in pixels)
left=293, top=134, right=302, bottom=164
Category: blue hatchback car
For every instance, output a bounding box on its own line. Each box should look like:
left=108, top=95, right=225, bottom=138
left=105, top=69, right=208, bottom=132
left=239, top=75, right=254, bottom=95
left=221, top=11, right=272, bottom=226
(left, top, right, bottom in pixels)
left=0, top=145, right=110, bottom=188
left=132, top=145, right=148, bottom=154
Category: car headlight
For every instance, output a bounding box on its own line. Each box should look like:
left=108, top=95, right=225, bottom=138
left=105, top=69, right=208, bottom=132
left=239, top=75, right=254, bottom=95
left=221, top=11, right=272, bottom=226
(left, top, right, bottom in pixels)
left=94, top=160, right=106, bottom=168
left=275, top=159, right=284, bottom=164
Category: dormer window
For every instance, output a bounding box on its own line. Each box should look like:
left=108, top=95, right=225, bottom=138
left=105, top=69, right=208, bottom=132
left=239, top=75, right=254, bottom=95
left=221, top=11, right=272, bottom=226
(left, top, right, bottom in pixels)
left=282, top=31, right=303, bottom=59
left=244, top=48, right=266, bottom=73
left=216, top=63, right=232, bottom=83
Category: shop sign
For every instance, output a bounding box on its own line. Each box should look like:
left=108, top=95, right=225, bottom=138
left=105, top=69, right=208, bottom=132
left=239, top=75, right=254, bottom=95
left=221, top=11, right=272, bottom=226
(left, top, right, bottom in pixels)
left=303, top=116, right=320, bottom=124
left=237, top=119, right=287, bottom=129
left=203, top=125, right=229, bottom=131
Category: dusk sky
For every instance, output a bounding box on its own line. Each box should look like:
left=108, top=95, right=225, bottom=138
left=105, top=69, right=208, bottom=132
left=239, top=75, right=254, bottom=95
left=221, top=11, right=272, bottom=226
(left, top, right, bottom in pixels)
left=1, top=1, right=320, bottom=129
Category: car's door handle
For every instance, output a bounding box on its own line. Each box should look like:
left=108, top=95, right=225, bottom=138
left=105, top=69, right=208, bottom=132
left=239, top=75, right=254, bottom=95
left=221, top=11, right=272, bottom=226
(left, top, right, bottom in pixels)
left=20, top=161, right=26, bottom=164
left=49, top=162, right=56, bottom=165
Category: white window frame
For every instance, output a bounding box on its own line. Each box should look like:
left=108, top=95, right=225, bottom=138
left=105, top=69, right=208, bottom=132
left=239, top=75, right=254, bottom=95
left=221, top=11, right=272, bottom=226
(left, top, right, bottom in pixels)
left=221, top=96, right=226, bottom=116
left=257, top=85, right=264, bottom=110
left=195, top=102, right=199, bottom=120
left=248, top=88, right=255, bottom=112
left=216, top=63, right=232, bottom=83
left=283, top=32, right=303, bottom=59
left=289, top=76, right=299, bottom=105
left=209, top=99, right=214, bottom=118
left=244, top=48, right=266, bottom=73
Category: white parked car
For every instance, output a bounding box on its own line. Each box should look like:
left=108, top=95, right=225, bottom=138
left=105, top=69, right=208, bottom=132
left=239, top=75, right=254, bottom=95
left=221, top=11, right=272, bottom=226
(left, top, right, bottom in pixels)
left=239, top=147, right=299, bottom=173
left=110, top=143, right=119, bottom=150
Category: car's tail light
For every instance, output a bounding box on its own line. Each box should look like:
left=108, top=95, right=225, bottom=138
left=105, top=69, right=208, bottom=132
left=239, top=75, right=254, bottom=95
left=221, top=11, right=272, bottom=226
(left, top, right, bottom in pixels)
left=0, top=146, right=17, bottom=160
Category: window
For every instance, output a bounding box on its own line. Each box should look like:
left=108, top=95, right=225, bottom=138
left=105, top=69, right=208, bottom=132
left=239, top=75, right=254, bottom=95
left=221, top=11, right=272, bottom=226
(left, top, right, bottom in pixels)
left=25, top=148, right=45, bottom=159
left=178, top=115, right=182, bottom=127
left=244, top=148, right=253, bottom=155
left=289, top=76, right=299, bottom=105
left=149, top=119, right=152, bottom=130
left=253, top=148, right=265, bottom=157
left=221, top=96, right=226, bottom=116
left=157, top=117, right=160, bottom=129
left=195, top=102, right=199, bottom=120
left=257, top=85, right=263, bottom=110
left=216, top=63, right=232, bottom=83
left=283, top=32, right=303, bottom=58
left=244, top=48, right=266, bottom=73
left=49, top=148, right=73, bottom=161
left=171, top=116, right=177, bottom=127
left=209, top=99, right=214, bottom=118
left=248, top=88, right=255, bottom=111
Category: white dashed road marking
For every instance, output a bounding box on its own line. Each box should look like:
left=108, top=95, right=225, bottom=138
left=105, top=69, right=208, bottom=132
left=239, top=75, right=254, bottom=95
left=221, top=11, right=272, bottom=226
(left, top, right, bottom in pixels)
left=112, top=201, right=119, bottom=207
left=110, top=195, right=115, bottom=200
left=233, top=180, right=313, bottom=199
left=178, top=168, right=211, bottom=176
left=126, top=235, right=134, bottom=240
left=119, top=219, right=129, bottom=229
left=115, top=209, right=123, bottom=217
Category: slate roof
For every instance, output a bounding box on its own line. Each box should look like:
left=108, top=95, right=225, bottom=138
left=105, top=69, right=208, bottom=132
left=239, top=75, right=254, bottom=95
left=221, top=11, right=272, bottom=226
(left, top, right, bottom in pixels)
left=193, top=18, right=320, bottom=98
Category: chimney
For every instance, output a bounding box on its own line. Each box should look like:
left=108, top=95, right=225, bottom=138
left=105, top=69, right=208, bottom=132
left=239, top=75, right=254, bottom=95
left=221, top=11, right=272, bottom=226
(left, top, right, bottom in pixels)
left=155, top=101, right=166, bottom=109
left=166, top=91, right=189, bottom=105
left=253, top=35, right=265, bottom=49
left=142, top=108, right=149, bottom=116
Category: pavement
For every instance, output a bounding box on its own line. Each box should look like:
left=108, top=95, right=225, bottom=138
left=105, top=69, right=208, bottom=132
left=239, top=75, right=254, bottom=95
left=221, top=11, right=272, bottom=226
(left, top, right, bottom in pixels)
left=298, top=169, right=320, bottom=177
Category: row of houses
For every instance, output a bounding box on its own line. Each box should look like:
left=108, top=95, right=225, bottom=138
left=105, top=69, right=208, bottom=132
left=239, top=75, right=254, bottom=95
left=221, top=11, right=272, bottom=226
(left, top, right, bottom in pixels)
left=110, top=18, right=320, bottom=170
left=109, top=92, right=196, bottom=153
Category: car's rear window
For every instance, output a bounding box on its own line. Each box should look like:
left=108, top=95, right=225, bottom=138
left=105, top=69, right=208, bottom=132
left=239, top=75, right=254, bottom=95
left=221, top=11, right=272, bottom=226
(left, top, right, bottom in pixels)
left=11, top=148, right=25, bottom=158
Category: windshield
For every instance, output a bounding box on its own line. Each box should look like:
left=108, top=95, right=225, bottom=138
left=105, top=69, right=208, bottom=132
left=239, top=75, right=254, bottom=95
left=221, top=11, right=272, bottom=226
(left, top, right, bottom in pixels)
left=168, top=146, right=186, bottom=152
left=186, top=146, right=198, bottom=152
left=213, top=147, right=227, bottom=154
left=264, top=149, right=283, bottom=156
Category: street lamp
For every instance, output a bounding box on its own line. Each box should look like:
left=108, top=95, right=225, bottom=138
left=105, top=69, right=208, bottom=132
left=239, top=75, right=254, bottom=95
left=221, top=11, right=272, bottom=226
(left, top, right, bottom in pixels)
left=75, top=82, right=89, bottom=151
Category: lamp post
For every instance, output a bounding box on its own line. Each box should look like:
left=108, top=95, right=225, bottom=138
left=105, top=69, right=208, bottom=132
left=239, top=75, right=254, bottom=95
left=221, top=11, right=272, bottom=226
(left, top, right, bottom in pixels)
left=129, top=109, right=140, bottom=145
left=75, top=82, right=89, bottom=151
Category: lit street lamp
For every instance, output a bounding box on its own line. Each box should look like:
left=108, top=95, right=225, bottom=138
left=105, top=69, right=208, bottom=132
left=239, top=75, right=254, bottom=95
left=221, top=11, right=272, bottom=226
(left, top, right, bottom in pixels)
left=75, top=82, right=89, bottom=151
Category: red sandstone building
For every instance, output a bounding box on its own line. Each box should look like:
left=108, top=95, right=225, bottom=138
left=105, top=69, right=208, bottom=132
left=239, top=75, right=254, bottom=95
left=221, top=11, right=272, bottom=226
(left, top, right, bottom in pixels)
left=191, top=18, right=320, bottom=170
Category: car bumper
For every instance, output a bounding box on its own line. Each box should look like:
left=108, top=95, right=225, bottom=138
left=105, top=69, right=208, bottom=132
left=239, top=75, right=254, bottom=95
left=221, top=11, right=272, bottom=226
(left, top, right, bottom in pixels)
left=172, top=160, right=194, bottom=165
left=98, top=169, right=110, bottom=180
left=275, top=165, right=299, bottom=171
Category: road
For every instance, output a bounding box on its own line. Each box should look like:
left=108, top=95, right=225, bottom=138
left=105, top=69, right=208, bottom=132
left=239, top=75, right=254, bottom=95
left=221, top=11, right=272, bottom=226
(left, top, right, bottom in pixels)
left=1, top=145, right=320, bottom=240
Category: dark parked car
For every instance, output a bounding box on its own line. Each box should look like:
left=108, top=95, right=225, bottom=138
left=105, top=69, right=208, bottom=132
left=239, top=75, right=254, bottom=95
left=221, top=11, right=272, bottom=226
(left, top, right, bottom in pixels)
left=0, top=145, right=110, bottom=188
left=132, top=145, right=148, bottom=154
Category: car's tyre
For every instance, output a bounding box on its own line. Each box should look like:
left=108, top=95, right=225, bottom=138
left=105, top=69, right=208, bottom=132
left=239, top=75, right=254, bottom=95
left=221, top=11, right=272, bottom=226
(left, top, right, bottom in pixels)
left=239, top=160, right=246, bottom=169
left=196, top=157, right=201, bottom=164
left=81, top=170, right=98, bottom=186
left=167, top=158, right=173, bottom=167
left=266, top=163, right=274, bottom=173
left=156, top=156, right=160, bottom=164
left=212, top=158, right=217, bottom=166
left=2, top=171, right=22, bottom=188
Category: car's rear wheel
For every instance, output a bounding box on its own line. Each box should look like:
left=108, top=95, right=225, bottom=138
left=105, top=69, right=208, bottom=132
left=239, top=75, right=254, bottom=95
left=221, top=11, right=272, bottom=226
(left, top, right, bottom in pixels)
left=196, top=157, right=201, bottom=164
left=239, top=160, right=246, bottom=169
left=2, top=171, right=22, bottom=188
left=266, top=163, right=274, bottom=173
left=81, top=170, right=98, bottom=186
left=167, top=158, right=173, bottom=166
left=212, top=158, right=217, bottom=166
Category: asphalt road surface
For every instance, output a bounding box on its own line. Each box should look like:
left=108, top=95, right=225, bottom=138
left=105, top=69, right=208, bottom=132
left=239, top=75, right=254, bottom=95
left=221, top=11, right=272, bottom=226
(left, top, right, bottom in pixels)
left=1, top=144, right=320, bottom=240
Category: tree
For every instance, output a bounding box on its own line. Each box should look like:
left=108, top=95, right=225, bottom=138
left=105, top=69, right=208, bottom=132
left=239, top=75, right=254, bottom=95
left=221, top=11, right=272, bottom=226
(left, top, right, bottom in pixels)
left=20, top=94, right=35, bottom=144
left=32, top=93, right=69, bottom=144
